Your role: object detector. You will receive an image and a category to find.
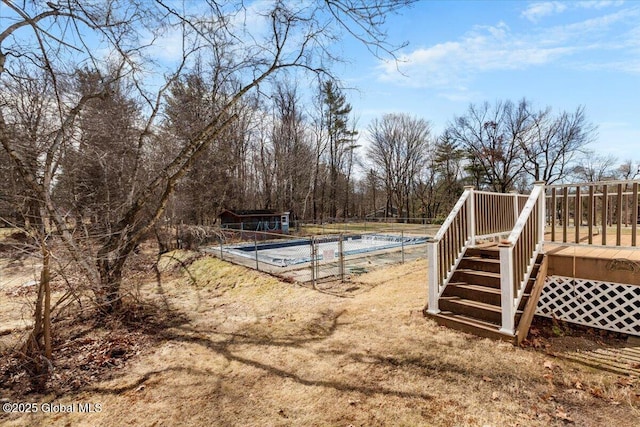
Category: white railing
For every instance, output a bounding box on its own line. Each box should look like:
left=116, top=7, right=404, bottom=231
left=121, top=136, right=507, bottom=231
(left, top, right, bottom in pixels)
left=427, top=186, right=525, bottom=314
left=499, top=182, right=546, bottom=334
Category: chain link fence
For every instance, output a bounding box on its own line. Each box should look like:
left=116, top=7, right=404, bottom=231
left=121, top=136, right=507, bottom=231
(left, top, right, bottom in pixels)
left=202, top=226, right=434, bottom=284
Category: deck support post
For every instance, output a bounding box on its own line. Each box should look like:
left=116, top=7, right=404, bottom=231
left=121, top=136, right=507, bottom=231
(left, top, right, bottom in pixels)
left=427, top=241, right=440, bottom=314
left=499, top=242, right=515, bottom=335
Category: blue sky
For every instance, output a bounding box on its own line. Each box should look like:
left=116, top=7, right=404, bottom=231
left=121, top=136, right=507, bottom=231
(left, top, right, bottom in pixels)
left=336, top=0, right=640, bottom=160
left=2, top=1, right=637, bottom=161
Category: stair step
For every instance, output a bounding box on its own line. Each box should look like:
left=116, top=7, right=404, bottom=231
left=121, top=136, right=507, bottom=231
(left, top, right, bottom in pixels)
left=426, top=311, right=514, bottom=342
left=443, top=283, right=502, bottom=306
left=459, top=257, right=501, bottom=273
left=452, top=270, right=501, bottom=288
left=465, top=246, right=500, bottom=259
left=440, top=297, right=523, bottom=324
left=440, top=297, right=501, bottom=323
left=517, top=293, right=531, bottom=311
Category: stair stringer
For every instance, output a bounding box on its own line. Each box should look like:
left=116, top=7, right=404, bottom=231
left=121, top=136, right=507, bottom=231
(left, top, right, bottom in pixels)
left=514, top=254, right=548, bottom=345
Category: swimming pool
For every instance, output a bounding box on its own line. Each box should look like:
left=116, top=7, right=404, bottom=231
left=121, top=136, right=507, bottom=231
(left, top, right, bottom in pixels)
left=219, top=234, right=428, bottom=267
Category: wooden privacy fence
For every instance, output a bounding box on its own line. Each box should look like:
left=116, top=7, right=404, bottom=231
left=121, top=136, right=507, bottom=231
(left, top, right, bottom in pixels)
left=546, top=180, right=640, bottom=247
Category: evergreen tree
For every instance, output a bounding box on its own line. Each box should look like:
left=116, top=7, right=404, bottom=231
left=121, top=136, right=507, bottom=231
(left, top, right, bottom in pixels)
left=320, top=80, right=357, bottom=219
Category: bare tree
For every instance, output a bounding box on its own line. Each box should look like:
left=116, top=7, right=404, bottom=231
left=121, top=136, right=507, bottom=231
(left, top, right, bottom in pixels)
left=447, top=99, right=529, bottom=192
left=367, top=113, right=431, bottom=220
left=617, top=160, right=640, bottom=181
left=571, top=152, right=618, bottom=182
left=268, top=79, right=313, bottom=215
left=521, top=105, right=596, bottom=184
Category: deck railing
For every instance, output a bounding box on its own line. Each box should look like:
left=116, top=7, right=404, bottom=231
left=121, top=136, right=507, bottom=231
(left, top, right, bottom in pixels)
left=427, top=187, right=526, bottom=314
left=546, top=180, right=640, bottom=247
left=499, top=182, right=546, bottom=334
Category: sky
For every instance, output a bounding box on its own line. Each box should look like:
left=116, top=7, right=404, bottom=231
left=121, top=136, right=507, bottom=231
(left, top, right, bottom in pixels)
left=335, top=0, right=640, bottom=160
left=1, top=0, right=637, bottom=162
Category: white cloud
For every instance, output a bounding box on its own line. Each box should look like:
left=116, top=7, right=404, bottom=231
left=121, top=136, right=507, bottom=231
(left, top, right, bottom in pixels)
left=377, top=22, right=573, bottom=89
left=377, top=6, right=640, bottom=90
left=522, top=2, right=568, bottom=22
left=522, top=0, right=625, bottom=23
left=576, top=1, right=625, bottom=10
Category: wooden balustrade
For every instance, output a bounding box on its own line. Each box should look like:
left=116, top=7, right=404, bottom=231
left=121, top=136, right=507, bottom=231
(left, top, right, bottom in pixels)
left=547, top=180, right=640, bottom=247
left=473, top=191, right=524, bottom=237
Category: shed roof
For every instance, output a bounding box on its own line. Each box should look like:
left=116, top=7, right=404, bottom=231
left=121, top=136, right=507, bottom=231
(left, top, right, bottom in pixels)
left=220, top=209, right=281, bottom=218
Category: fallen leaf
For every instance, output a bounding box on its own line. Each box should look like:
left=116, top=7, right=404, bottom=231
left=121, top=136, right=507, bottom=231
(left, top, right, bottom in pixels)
left=482, top=376, right=493, bottom=382
left=544, top=360, right=555, bottom=370
left=554, top=407, right=574, bottom=423
left=616, top=377, right=633, bottom=387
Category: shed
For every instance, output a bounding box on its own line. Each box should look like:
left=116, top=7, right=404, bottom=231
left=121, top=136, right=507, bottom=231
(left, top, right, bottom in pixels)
left=219, top=209, right=290, bottom=234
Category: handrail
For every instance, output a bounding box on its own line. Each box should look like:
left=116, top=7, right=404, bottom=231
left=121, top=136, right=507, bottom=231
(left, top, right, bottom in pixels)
left=499, top=182, right=545, bottom=334
left=546, top=179, right=640, bottom=189
left=432, top=189, right=472, bottom=242
left=427, top=187, right=473, bottom=314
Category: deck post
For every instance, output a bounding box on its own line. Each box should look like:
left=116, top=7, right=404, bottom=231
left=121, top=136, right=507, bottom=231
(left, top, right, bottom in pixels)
left=511, top=190, right=519, bottom=225
left=466, top=186, right=476, bottom=246
left=499, top=242, right=515, bottom=335
left=427, top=240, right=440, bottom=314
left=535, top=181, right=546, bottom=251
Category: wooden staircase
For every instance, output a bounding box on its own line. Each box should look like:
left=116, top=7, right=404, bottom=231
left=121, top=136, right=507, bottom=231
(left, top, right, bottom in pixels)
left=425, top=244, right=548, bottom=345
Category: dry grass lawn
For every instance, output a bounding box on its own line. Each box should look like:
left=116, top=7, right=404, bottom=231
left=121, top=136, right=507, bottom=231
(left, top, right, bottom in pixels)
left=1, top=248, right=639, bottom=426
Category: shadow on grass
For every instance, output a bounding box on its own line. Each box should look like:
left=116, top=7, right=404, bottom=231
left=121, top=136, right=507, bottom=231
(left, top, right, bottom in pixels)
left=86, top=309, right=436, bottom=401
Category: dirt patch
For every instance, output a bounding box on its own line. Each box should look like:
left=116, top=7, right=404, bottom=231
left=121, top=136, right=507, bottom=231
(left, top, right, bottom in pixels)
left=1, top=252, right=639, bottom=426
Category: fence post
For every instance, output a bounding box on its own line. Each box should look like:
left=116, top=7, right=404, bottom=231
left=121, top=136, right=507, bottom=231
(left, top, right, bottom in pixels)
left=426, top=240, right=440, bottom=314
left=339, top=233, right=344, bottom=282
left=310, top=237, right=316, bottom=288
left=401, top=230, right=405, bottom=263
left=254, top=233, right=259, bottom=271
left=220, top=239, right=224, bottom=260
left=499, top=242, right=515, bottom=335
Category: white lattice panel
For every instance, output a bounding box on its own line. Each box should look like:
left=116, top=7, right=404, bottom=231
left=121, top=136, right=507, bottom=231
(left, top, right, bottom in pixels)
left=536, top=276, right=640, bottom=336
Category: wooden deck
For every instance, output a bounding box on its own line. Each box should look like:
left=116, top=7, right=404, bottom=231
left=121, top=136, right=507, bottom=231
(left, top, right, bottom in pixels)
left=544, top=237, right=640, bottom=286
left=428, top=181, right=640, bottom=343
